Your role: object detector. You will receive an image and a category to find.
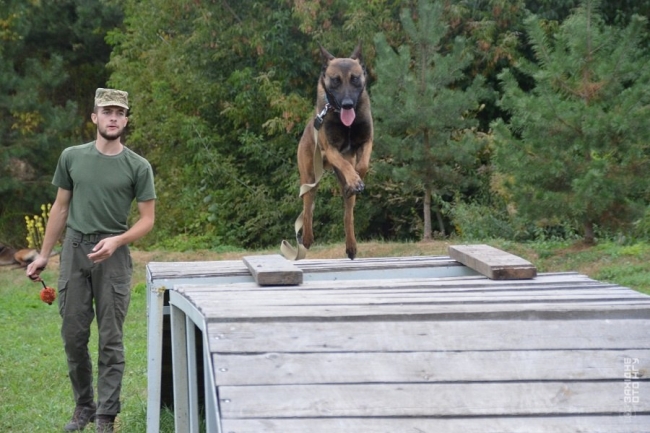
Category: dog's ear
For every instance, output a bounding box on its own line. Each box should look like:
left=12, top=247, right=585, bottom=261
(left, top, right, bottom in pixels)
left=319, top=44, right=335, bottom=64
left=350, top=41, right=362, bottom=62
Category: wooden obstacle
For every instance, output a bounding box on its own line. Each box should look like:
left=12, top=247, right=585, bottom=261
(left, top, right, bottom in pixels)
left=146, top=245, right=650, bottom=433
left=448, top=243, right=537, bottom=279
left=145, top=253, right=475, bottom=432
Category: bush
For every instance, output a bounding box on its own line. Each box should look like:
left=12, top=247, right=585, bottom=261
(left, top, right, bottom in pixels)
left=449, top=201, right=515, bottom=241
left=632, top=207, right=650, bottom=241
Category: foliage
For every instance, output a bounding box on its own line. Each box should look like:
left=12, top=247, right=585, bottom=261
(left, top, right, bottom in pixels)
left=372, top=0, right=491, bottom=240
left=2, top=0, right=650, bottom=250
left=526, top=0, right=650, bottom=25
left=0, top=0, right=123, bottom=247
left=493, top=0, right=650, bottom=244
left=107, top=0, right=406, bottom=249
left=631, top=207, right=650, bottom=241
left=24, top=203, right=51, bottom=250
left=449, top=200, right=515, bottom=241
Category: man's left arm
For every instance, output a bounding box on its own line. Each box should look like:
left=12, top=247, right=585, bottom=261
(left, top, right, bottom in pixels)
left=88, top=199, right=156, bottom=264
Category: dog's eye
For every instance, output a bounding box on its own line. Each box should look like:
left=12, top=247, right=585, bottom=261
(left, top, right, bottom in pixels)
left=329, top=76, right=342, bottom=87
left=351, top=75, right=362, bottom=86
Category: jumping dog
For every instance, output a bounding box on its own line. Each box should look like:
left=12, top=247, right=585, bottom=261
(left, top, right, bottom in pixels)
left=297, top=43, right=373, bottom=260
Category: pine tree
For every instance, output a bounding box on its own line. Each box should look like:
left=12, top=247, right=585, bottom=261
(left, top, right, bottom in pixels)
left=372, top=0, right=488, bottom=240
left=0, top=0, right=121, bottom=246
left=493, top=0, right=650, bottom=243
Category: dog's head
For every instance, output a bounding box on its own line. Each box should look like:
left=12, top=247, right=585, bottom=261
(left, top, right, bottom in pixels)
left=319, top=43, right=366, bottom=127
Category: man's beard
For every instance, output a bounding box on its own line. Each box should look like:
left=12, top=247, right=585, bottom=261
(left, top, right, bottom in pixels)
left=98, top=126, right=123, bottom=141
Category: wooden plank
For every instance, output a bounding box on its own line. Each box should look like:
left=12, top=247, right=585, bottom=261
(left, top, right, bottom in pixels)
left=218, top=381, right=648, bottom=418
left=295, top=256, right=464, bottom=274
left=242, top=254, right=302, bottom=286
left=449, top=244, right=537, bottom=279
left=169, top=305, right=191, bottom=432
left=147, top=260, right=250, bottom=279
left=184, top=287, right=640, bottom=308
left=194, top=298, right=650, bottom=321
left=221, top=415, right=650, bottom=433
left=176, top=276, right=617, bottom=295
left=146, top=255, right=463, bottom=280
left=213, top=349, right=650, bottom=385
left=175, top=272, right=596, bottom=293
left=208, top=320, right=650, bottom=352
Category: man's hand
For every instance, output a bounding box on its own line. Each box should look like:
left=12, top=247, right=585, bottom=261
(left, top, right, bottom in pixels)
left=87, top=236, right=122, bottom=264
left=26, top=256, right=48, bottom=282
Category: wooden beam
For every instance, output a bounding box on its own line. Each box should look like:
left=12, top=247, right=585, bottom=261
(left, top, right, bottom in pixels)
left=243, top=254, right=303, bottom=286
left=221, top=416, right=650, bottom=433
left=218, top=381, right=647, bottom=418
left=448, top=244, right=537, bottom=279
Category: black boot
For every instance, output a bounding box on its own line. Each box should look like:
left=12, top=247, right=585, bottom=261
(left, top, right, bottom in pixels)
left=63, top=402, right=97, bottom=431
left=95, top=414, right=116, bottom=433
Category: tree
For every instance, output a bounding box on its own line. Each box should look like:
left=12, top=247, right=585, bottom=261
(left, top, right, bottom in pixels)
left=107, top=0, right=410, bottom=248
left=372, top=0, right=489, bottom=240
left=493, top=0, right=650, bottom=243
left=0, top=0, right=122, bottom=246
left=107, top=0, right=316, bottom=248
left=525, top=0, right=650, bottom=25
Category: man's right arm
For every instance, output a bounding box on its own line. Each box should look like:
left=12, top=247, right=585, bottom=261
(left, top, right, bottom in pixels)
left=26, top=187, right=71, bottom=280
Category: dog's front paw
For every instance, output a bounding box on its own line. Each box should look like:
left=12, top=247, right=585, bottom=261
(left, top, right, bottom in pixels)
left=344, top=179, right=365, bottom=197
left=301, top=233, right=314, bottom=249
left=345, top=244, right=357, bottom=260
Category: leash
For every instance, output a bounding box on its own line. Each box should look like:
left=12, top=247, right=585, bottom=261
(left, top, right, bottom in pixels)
left=281, top=104, right=330, bottom=260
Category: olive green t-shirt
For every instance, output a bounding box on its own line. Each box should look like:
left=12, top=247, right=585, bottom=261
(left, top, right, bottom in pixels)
left=53, top=141, right=156, bottom=234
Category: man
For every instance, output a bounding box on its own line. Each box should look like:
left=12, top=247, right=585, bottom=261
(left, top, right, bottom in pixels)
left=26, top=88, right=156, bottom=432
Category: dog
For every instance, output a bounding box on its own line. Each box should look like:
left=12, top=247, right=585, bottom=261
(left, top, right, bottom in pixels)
left=14, top=248, right=39, bottom=267
left=0, top=244, right=39, bottom=267
left=0, top=244, right=15, bottom=266
left=297, top=43, right=373, bottom=260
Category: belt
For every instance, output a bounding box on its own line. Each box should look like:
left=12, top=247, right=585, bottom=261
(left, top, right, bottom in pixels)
left=65, top=228, right=120, bottom=244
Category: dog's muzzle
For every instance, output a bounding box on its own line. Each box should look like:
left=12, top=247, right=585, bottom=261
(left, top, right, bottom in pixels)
left=340, top=98, right=355, bottom=110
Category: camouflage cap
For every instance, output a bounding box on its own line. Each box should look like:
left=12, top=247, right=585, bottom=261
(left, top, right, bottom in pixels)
left=94, top=88, right=129, bottom=109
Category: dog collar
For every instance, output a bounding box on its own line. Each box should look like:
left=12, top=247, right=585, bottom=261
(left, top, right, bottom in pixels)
left=314, top=103, right=332, bottom=130
left=323, top=93, right=340, bottom=113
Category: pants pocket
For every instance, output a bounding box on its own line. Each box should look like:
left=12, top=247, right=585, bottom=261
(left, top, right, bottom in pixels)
left=111, top=275, right=131, bottom=323
left=57, top=280, right=69, bottom=316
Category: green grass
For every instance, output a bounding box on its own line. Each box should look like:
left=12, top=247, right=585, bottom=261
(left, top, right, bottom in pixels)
left=0, top=267, right=175, bottom=432
left=0, top=239, right=648, bottom=431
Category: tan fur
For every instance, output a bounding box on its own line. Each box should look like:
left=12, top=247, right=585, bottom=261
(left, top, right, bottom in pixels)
left=14, top=248, right=39, bottom=267
left=0, top=245, right=15, bottom=266
left=0, top=244, right=40, bottom=268
left=297, top=43, right=373, bottom=260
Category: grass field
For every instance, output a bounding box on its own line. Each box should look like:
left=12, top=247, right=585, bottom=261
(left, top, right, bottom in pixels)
left=0, top=239, right=648, bottom=432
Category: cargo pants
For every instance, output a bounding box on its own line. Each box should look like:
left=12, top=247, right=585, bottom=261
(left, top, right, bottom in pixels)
left=57, top=228, right=132, bottom=416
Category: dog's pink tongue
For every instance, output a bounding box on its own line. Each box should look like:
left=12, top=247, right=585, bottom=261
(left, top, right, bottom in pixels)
left=340, top=108, right=356, bottom=127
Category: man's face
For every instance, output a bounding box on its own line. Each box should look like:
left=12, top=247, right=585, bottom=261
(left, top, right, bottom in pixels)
left=91, top=106, right=128, bottom=141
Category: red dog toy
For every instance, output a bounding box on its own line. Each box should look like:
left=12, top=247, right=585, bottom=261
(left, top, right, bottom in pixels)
left=39, top=280, right=57, bottom=305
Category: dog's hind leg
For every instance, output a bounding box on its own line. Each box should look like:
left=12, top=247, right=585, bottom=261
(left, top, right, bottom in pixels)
left=343, top=193, right=357, bottom=260
left=297, top=122, right=319, bottom=250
